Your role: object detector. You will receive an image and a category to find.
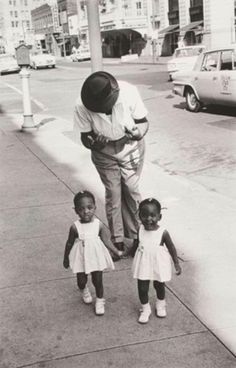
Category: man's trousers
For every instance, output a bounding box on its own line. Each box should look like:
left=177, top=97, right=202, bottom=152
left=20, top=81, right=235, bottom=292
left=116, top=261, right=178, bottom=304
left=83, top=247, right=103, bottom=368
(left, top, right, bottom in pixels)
left=91, top=139, right=145, bottom=243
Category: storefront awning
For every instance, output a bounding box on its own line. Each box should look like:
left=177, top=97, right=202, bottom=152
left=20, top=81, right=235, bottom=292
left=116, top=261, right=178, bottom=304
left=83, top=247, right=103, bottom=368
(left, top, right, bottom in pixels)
left=179, top=21, right=203, bottom=37
left=158, top=24, right=179, bottom=39
left=101, top=28, right=142, bottom=38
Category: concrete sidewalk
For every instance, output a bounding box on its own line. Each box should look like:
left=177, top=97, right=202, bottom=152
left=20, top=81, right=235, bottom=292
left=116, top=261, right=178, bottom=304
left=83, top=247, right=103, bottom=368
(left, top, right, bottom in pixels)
left=0, top=106, right=235, bottom=368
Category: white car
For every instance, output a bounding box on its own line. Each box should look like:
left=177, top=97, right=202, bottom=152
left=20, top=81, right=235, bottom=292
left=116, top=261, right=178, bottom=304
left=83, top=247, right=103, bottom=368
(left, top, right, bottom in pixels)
left=172, top=47, right=236, bottom=112
left=30, top=51, right=56, bottom=69
left=167, top=45, right=205, bottom=81
left=0, top=54, right=20, bottom=75
left=70, top=47, right=91, bottom=62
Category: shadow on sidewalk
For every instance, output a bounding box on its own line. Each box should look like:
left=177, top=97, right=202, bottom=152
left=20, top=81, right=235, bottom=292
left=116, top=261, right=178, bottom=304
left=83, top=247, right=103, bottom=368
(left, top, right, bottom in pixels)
left=0, top=112, right=235, bottom=367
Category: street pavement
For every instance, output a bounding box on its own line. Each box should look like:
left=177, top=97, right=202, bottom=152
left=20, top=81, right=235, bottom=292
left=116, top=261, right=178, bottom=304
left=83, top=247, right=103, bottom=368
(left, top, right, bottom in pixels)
left=0, top=66, right=236, bottom=367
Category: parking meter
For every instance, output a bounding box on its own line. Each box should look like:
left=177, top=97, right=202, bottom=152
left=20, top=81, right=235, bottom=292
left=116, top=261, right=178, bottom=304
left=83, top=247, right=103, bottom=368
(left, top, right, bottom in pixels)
left=15, top=44, right=30, bottom=67
left=15, top=44, right=36, bottom=129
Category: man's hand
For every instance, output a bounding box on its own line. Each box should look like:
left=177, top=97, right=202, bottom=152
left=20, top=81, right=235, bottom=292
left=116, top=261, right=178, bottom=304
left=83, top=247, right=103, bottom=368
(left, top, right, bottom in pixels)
left=81, top=131, right=109, bottom=151
left=125, top=126, right=142, bottom=141
left=90, top=133, right=109, bottom=150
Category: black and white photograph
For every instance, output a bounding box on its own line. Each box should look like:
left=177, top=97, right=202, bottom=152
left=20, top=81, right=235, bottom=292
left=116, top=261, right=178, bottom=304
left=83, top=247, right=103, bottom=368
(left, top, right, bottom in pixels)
left=0, top=0, right=235, bottom=367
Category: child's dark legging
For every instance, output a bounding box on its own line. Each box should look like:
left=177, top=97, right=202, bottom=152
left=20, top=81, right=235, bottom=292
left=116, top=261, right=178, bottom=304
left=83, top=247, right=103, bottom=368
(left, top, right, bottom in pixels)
left=76, top=271, right=103, bottom=298
left=138, top=279, right=165, bottom=304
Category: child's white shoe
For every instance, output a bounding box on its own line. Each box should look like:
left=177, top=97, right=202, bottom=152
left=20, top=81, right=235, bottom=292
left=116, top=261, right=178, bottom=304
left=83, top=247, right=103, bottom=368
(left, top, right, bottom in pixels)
left=95, top=298, right=105, bottom=315
left=82, top=286, right=93, bottom=304
left=138, top=303, right=151, bottom=324
left=156, top=299, right=167, bottom=318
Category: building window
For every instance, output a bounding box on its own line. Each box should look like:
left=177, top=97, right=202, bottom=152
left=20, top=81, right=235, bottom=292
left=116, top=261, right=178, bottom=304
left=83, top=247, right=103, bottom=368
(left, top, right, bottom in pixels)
left=136, top=1, right=142, bottom=16
left=13, top=0, right=16, bottom=5
left=24, top=0, right=28, bottom=5
left=15, top=11, right=18, bottom=17
left=9, top=0, right=12, bottom=4
left=15, top=21, right=18, bottom=27
left=10, top=11, right=13, bottom=16
left=11, top=21, right=15, bottom=27
left=26, top=20, right=30, bottom=28
left=169, top=0, right=178, bottom=11
left=190, top=0, right=203, bottom=6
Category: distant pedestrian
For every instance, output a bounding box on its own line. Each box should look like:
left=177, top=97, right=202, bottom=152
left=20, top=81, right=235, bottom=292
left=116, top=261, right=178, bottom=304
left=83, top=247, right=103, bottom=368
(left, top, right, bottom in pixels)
left=132, top=198, right=182, bottom=324
left=74, top=71, right=149, bottom=258
left=63, top=190, right=122, bottom=316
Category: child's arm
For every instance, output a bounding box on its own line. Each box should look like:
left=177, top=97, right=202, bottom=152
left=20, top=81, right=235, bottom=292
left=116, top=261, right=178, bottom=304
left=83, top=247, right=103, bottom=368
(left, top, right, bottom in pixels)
left=162, top=230, right=182, bottom=275
left=63, top=224, right=78, bottom=269
left=99, top=223, right=123, bottom=257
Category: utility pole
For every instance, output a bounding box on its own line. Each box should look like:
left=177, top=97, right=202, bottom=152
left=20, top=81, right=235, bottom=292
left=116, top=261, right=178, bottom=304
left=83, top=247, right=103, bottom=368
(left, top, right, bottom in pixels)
left=86, top=0, right=103, bottom=72
left=59, top=6, right=66, bottom=58
left=151, top=0, right=156, bottom=63
left=76, top=0, right=81, bottom=46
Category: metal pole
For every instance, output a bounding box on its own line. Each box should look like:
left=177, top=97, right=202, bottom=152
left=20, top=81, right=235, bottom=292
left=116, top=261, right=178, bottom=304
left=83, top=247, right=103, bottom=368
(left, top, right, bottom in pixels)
left=59, top=6, right=66, bottom=58
left=151, top=0, right=156, bottom=63
left=76, top=0, right=81, bottom=45
left=86, top=0, right=103, bottom=72
left=20, top=67, right=36, bottom=130
left=62, top=27, right=66, bottom=58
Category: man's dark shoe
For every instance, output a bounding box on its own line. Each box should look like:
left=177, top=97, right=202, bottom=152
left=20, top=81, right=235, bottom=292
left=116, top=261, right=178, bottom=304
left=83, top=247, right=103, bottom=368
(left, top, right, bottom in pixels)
left=114, top=242, right=125, bottom=252
left=111, top=253, right=121, bottom=262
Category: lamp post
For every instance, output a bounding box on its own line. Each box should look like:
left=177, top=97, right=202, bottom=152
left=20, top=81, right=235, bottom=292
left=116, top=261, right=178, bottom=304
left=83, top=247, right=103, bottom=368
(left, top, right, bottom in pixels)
left=86, top=0, right=103, bottom=72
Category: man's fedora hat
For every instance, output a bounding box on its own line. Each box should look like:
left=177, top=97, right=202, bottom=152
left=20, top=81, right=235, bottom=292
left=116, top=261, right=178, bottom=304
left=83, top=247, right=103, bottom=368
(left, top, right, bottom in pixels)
left=81, top=71, right=120, bottom=113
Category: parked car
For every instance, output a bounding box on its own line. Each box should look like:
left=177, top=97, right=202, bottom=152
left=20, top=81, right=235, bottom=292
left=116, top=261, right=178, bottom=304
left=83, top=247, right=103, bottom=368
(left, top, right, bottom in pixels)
left=70, top=47, right=91, bottom=62
left=167, top=45, right=205, bottom=81
left=30, top=50, right=56, bottom=69
left=172, top=47, right=236, bottom=112
left=0, top=54, right=20, bottom=75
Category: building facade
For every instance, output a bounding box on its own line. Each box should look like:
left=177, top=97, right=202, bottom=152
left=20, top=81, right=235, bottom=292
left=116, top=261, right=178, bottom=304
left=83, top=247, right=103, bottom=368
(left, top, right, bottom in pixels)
left=31, top=2, right=61, bottom=55
left=159, top=0, right=235, bottom=56
left=76, top=0, right=160, bottom=57
left=0, top=0, right=235, bottom=57
left=0, top=0, right=34, bottom=54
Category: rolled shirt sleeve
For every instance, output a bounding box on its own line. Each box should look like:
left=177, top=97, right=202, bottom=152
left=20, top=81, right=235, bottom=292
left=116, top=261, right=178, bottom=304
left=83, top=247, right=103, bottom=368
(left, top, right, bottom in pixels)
left=74, top=102, right=92, bottom=133
left=128, top=85, right=148, bottom=120
left=73, top=100, right=93, bottom=143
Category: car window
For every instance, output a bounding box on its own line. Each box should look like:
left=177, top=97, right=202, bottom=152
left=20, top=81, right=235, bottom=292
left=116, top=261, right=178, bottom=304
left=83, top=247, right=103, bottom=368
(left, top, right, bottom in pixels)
left=175, top=47, right=204, bottom=58
left=220, top=50, right=234, bottom=71
left=201, top=52, right=219, bottom=71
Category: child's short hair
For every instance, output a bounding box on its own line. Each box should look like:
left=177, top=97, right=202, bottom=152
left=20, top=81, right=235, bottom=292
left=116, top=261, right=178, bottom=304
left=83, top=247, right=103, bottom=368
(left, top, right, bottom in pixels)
left=74, top=190, right=95, bottom=206
left=139, top=198, right=161, bottom=214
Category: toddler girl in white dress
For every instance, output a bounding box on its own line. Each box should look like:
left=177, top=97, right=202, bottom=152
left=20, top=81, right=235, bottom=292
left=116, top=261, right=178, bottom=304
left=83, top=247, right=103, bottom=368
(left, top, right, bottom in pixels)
left=132, top=198, right=182, bottom=324
left=63, top=191, right=122, bottom=316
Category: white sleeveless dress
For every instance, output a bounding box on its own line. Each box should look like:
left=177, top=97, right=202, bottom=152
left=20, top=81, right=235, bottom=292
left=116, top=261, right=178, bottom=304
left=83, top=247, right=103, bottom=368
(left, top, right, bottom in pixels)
left=132, top=225, right=172, bottom=282
left=69, top=218, right=114, bottom=274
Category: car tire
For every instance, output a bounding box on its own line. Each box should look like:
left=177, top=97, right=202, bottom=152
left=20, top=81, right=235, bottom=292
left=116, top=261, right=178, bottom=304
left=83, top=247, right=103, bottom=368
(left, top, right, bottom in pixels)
left=185, top=88, right=201, bottom=112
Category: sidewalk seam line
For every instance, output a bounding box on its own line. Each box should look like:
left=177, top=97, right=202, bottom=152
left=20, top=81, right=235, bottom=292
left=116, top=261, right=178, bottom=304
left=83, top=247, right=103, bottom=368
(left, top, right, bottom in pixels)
left=167, top=285, right=236, bottom=358
left=15, top=330, right=208, bottom=368
left=0, top=267, right=131, bottom=291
